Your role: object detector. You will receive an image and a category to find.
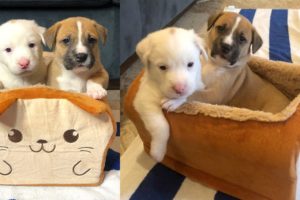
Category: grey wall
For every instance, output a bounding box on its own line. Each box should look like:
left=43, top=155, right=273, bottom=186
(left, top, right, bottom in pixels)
left=120, top=0, right=195, bottom=64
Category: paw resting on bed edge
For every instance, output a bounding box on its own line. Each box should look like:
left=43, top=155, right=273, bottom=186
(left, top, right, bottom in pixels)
left=161, top=98, right=187, bottom=112
left=86, top=81, right=108, bottom=99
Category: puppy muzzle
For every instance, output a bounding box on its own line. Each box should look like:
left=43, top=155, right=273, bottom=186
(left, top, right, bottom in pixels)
left=64, top=52, right=94, bottom=70
left=211, top=44, right=239, bottom=66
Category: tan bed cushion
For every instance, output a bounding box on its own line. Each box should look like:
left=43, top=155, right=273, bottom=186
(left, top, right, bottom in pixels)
left=124, top=56, right=300, bottom=200
left=0, top=86, right=115, bottom=186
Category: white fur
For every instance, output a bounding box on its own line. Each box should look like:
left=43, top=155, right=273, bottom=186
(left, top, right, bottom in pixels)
left=56, top=65, right=107, bottom=99
left=57, top=64, right=86, bottom=92
left=0, top=20, right=46, bottom=89
left=134, top=28, right=206, bottom=161
left=86, top=80, right=107, bottom=99
left=224, top=17, right=241, bottom=45
left=76, top=21, right=87, bottom=54
left=76, top=21, right=92, bottom=67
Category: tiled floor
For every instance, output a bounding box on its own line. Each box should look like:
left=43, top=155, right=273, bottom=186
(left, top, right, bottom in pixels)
left=108, top=90, right=120, bottom=114
left=107, top=90, right=120, bottom=152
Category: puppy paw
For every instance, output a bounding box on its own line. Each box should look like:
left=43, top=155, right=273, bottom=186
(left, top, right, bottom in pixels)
left=86, top=82, right=107, bottom=99
left=150, top=141, right=167, bottom=162
left=161, top=98, right=186, bottom=112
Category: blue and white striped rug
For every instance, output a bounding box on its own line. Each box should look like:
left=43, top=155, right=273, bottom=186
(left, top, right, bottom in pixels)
left=238, top=8, right=297, bottom=63
left=121, top=8, right=300, bottom=200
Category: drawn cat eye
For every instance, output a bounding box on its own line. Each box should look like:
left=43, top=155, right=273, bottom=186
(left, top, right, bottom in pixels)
left=64, top=129, right=79, bottom=143
left=8, top=129, right=22, bottom=143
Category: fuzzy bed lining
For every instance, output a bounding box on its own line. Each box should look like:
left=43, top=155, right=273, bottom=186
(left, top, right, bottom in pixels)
left=175, top=56, right=300, bottom=122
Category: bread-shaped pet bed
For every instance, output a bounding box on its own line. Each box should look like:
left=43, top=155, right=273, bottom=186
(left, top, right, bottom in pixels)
left=124, top=56, right=300, bottom=200
left=0, top=86, right=115, bottom=186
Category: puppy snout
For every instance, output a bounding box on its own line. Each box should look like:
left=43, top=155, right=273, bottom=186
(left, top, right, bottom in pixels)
left=75, top=53, right=88, bottom=63
left=172, top=83, right=186, bottom=95
left=18, top=58, right=30, bottom=69
left=220, top=43, right=232, bottom=54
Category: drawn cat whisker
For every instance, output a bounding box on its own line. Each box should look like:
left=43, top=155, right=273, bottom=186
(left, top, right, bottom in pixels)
left=78, top=147, right=94, bottom=149
left=72, top=160, right=91, bottom=176
left=0, top=149, right=7, bottom=151
left=0, top=146, right=8, bottom=149
left=80, top=150, right=92, bottom=153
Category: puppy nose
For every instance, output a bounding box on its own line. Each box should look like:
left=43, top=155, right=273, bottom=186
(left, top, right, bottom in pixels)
left=221, top=43, right=232, bottom=54
left=75, top=53, right=88, bottom=63
left=18, top=58, right=30, bottom=69
left=172, top=84, right=186, bottom=95
left=37, top=139, right=47, bottom=144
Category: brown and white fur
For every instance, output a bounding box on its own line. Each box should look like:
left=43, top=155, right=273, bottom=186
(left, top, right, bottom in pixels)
left=134, top=27, right=207, bottom=161
left=190, top=12, right=290, bottom=113
left=0, top=20, right=47, bottom=89
left=45, top=17, right=109, bottom=99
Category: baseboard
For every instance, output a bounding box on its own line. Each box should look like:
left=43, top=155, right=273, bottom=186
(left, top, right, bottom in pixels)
left=109, top=79, right=120, bottom=90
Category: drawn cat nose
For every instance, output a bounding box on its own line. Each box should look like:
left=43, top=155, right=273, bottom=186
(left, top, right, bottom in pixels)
left=37, top=139, right=47, bottom=144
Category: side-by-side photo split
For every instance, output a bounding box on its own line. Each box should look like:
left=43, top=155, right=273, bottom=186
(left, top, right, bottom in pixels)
left=0, top=0, right=120, bottom=199
left=0, top=0, right=300, bottom=199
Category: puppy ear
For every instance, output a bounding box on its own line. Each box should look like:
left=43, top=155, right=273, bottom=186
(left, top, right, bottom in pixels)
left=29, top=20, right=46, bottom=45
left=192, top=31, right=208, bottom=60
left=136, top=35, right=151, bottom=66
left=94, top=22, right=108, bottom=45
left=37, top=26, right=46, bottom=45
left=251, top=28, right=263, bottom=54
left=44, top=22, right=61, bottom=50
left=207, top=12, right=224, bottom=31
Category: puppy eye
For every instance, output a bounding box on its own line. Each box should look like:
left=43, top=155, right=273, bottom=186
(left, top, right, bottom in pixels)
left=187, top=62, right=194, bottom=68
left=28, top=43, right=35, bottom=48
left=88, top=36, right=97, bottom=44
left=239, top=35, right=247, bottom=43
left=8, top=129, right=22, bottom=143
left=64, top=129, right=79, bottom=143
left=5, top=48, right=12, bottom=53
left=62, top=37, right=70, bottom=45
left=159, top=66, right=167, bottom=71
left=216, top=25, right=226, bottom=33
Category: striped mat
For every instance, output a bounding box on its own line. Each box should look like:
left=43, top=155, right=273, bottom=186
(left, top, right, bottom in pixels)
left=121, top=8, right=299, bottom=200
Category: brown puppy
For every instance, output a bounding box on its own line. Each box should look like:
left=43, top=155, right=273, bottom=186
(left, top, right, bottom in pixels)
left=45, top=17, right=109, bottom=99
left=190, top=12, right=290, bottom=113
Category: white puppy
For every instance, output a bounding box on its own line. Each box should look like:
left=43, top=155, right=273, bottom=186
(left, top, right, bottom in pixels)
left=0, top=20, right=47, bottom=89
left=134, top=27, right=207, bottom=162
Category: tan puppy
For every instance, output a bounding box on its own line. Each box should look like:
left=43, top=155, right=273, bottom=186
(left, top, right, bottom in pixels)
left=45, top=17, right=109, bottom=99
left=190, top=12, right=290, bottom=113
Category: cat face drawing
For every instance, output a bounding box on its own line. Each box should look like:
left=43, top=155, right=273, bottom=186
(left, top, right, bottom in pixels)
left=0, top=98, right=114, bottom=185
